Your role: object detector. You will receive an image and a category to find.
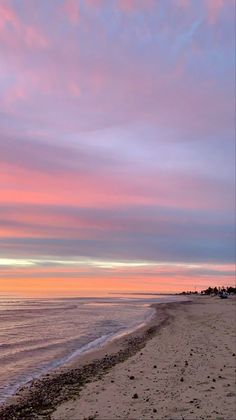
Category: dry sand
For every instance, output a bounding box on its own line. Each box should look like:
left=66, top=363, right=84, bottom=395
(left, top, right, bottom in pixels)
left=52, top=297, right=236, bottom=420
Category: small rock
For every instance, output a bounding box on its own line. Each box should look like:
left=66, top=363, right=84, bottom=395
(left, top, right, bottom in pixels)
left=132, top=393, right=139, bottom=399
left=153, top=408, right=157, bottom=413
left=180, top=377, right=184, bottom=382
left=129, top=376, right=135, bottom=380
left=226, top=392, right=235, bottom=397
left=153, top=365, right=157, bottom=369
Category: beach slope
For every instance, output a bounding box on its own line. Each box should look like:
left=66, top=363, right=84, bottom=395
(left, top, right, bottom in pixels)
left=53, top=297, right=236, bottom=420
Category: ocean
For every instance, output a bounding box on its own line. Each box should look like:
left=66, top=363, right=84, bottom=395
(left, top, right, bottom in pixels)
left=0, top=294, right=185, bottom=403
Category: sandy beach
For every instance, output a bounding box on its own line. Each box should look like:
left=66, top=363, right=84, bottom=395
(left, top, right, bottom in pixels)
left=52, top=296, right=236, bottom=420
left=1, top=296, right=235, bottom=420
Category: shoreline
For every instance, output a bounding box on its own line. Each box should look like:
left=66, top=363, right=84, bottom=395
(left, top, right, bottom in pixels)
left=0, top=303, right=156, bottom=406
left=0, top=299, right=189, bottom=419
left=54, top=295, right=236, bottom=420
left=1, top=296, right=235, bottom=419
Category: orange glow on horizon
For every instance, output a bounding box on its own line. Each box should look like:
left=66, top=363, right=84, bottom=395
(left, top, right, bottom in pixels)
left=1, top=272, right=235, bottom=297
left=0, top=257, right=235, bottom=296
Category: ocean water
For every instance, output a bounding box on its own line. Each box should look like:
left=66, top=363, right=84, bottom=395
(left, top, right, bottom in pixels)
left=0, top=294, right=185, bottom=403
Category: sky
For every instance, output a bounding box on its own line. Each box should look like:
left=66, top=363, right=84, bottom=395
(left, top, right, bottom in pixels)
left=0, top=0, right=235, bottom=295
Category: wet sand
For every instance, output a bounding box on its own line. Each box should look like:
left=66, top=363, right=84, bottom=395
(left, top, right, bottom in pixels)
left=0, top=297, right=235, bottom=419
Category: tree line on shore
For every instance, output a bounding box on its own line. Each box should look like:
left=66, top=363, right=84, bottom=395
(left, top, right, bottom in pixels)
left=180, top=286, right=236, bottom=295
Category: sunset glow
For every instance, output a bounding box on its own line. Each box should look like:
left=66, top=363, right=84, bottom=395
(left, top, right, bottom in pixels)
left=0, top=0, right=235, bottom=295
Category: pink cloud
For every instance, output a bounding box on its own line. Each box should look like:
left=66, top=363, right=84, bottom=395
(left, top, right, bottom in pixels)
left=0, top=155, right=232, bottom=213
left=173, top=0, right=227, bottom=20
left=0, top=3, right=49, bottom=51
left=25, top=26, right=49, bottom=49
left=205, top=0, right=226, bottom=24
left=4, top=85, right=27, bottom=108
left=118, top=0, right=135, bottom=13
left=0, top=0, right=232, bottom=139
left=68, top=81, right=81, bottom=97
left=63, top=0, right=80, bottom=24
left=0, top=1, right=20, bottom=33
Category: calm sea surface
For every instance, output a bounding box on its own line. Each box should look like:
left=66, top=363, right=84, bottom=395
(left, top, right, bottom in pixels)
left=0, top=294, right=186, bottom=403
